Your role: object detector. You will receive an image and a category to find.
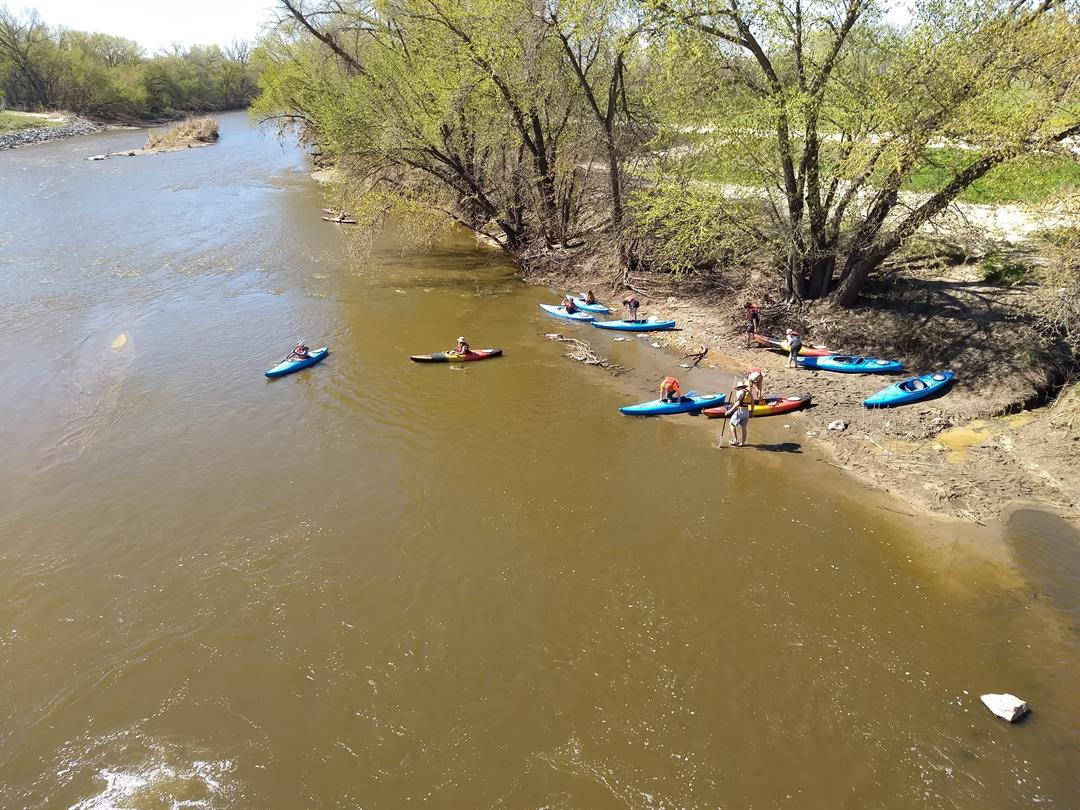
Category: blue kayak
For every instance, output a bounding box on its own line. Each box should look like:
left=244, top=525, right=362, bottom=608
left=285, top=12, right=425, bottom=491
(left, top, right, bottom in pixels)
left=865, top=371, right=954, bottom=408
left=569, top=294, right=610, bottom=314
left=265, top=346, right=329, bottom=378
left=797, top=354, right=903, bottom=374
left=620, top=391, right=726, bottom=416
left=540, top=303, right=594, bottom=322
left=592, top=318, right=677, bottom=332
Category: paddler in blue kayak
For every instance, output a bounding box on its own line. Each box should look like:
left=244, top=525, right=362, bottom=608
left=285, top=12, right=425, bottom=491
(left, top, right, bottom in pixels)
left=287, top=342, right=311, bottom=360
left=563, top=295, right=580, bottom=314
left=584, top=290, right=598, bottom=305
left=659, top=375, right=683, bottom=403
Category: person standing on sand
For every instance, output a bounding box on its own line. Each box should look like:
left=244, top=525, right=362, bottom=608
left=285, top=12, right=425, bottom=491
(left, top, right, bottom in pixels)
left=785, top=329, right=802, bottom=368
left=727, top=381, right=751, bottom=446
left=744, top=302, right=760, bottom=345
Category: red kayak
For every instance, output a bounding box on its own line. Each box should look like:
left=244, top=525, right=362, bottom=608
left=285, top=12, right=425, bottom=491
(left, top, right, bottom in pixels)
left=703, top=393, right=812, bottom=419
left=751, top=333, right=834, bottom=357
left=410, top=348, right=503, bottom=363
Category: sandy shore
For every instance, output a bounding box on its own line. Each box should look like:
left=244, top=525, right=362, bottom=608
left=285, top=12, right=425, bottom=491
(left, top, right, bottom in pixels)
left=530, top=270, right=1079, bottom=528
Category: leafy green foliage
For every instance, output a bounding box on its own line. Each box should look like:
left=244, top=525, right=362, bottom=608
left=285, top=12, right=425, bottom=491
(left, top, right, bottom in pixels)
left=0, top=8, right=260, bottom=120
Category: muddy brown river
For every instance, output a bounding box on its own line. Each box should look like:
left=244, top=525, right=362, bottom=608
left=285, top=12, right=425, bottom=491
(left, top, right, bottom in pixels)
left=1, top=111, right=1078, bottom=808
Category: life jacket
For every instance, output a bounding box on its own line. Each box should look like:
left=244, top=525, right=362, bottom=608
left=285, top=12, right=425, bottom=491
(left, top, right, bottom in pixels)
left=660, top=376, right=681, bottom=395
left=565, top=300, right=578, bottom=313
left=731, top=387, right=750, bottom=408
left=295, top=345, right=309, bottom=356
left=456, top=343, right=469, bottom=354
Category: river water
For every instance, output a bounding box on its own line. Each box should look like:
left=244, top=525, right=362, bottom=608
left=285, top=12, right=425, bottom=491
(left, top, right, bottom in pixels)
left=1, top=111, right=1077, bottom=808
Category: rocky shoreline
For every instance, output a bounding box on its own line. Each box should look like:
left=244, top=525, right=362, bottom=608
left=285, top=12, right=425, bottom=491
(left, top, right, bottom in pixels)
left=0, top=118, right=103, bottom=150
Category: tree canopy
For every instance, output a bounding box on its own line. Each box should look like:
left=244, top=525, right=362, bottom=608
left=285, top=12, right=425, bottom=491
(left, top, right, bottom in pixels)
left=0, top=7, right=260, bottom=119
left=254, top=0, right=1079, bottom=305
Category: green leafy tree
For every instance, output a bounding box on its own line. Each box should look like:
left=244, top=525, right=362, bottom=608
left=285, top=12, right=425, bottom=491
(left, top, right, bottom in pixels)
left=646, top=0, right=1080, bottom=305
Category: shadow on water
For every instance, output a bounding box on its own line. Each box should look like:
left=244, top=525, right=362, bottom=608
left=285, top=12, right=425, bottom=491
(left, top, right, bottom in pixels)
left=1004, top=508, right=1080, bottom=625
left=749, top=441, right=803, bottom=453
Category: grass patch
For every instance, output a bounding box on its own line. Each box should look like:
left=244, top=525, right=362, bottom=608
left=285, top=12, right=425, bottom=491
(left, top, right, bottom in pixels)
left=146, top=116, right=219, bottom=149
left=904, top=148, right=1080, bottom=204
left=0, top=110, right=64, bottom=134
left=980, top=253, right=1030, bottom=286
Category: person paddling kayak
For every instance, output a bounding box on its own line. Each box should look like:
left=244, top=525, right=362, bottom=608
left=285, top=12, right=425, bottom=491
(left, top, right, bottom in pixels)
left=563, top=295, right=580, bottom=315
left=287, top=342, right=311, bottom=360
left=659, top=375, right=683, bottom=403
left=451, top=336, right=471, bottom=355
left=584, top=290, right=598, bottom=305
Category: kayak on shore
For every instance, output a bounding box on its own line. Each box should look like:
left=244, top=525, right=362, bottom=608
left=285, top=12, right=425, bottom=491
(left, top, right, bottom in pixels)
left=540, top=303, right=595, bottom=321
left=410, top=348, right=503, bottom=363
left=865, top=371, right=954, bottom=407
left=703, top=393, right=813, bottom=419
left=751, top=333, right=834, bottom=356
left=265, top=346, right=329, bottom=378
left=592, top=318, right=677, bottom=332
left=619, top=391, right=726, bottom=416
left=322, top=215, right=357, bottom=224
left=798, top=355, right=903, bottom=374
left=569, top=294, right=610, bottom=314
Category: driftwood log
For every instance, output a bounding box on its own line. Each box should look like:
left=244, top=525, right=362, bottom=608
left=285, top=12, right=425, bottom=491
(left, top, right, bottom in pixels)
left=544, top=333, right=629, bottom=376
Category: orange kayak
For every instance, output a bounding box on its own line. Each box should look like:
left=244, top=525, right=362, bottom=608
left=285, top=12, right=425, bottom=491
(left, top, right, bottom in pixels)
left=751, top=333, right=833, bottom=357
left=703, top=393, right=812, bottom=419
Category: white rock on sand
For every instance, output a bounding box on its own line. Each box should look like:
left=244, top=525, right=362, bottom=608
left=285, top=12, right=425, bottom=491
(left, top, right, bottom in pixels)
left=980, top=693, right=1029, bottom=722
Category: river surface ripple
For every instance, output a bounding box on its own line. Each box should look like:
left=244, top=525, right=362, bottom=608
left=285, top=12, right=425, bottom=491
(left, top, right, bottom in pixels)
left=1, top=111, right=1078, bottom=809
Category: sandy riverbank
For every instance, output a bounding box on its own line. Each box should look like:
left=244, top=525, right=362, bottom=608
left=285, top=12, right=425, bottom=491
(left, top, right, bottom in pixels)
left=529, top=267, right=1079, bottom=528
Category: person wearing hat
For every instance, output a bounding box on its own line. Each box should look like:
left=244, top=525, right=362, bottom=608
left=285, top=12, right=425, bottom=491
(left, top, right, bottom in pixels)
left=727, top=380, right=752, bottom=446
left=452, top=336, right=471, bottom=355
left=784, top=328, right=802, bottom=368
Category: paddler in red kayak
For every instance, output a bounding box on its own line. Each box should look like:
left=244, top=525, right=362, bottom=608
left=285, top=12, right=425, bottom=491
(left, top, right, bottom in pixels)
left=451, top=336, right=471, bottom=355
left=659, top=375, right=682, bottom=403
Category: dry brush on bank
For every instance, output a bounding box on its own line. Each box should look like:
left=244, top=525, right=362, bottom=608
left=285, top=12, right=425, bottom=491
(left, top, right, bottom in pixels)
left=145, top=117, right=220, bottom=150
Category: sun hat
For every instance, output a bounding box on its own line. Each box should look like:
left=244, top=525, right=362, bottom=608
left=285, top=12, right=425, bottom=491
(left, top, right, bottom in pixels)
left=457, top=336, right=465, bottom=342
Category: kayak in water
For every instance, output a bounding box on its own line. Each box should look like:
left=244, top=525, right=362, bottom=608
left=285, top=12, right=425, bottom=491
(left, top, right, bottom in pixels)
left=265, top=346, right=329, bottom=378
left=797, top=355, right=903, bottom=374
left=568, top=294, right=610, bottom=314
left=703, top=393, right=812, bottom=419
left=322, top=215, right=357, bottom=224
left=864, top=371, right=954, bottom=408
left=619, top=391, right=726, bottom=416
left=410, top=348, right=503, bottom=363
left=751, top=333, right=834, bottom=356
left=539, top=303, right=595, bottom=321
left=591, top=318, right=677, bottom=332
